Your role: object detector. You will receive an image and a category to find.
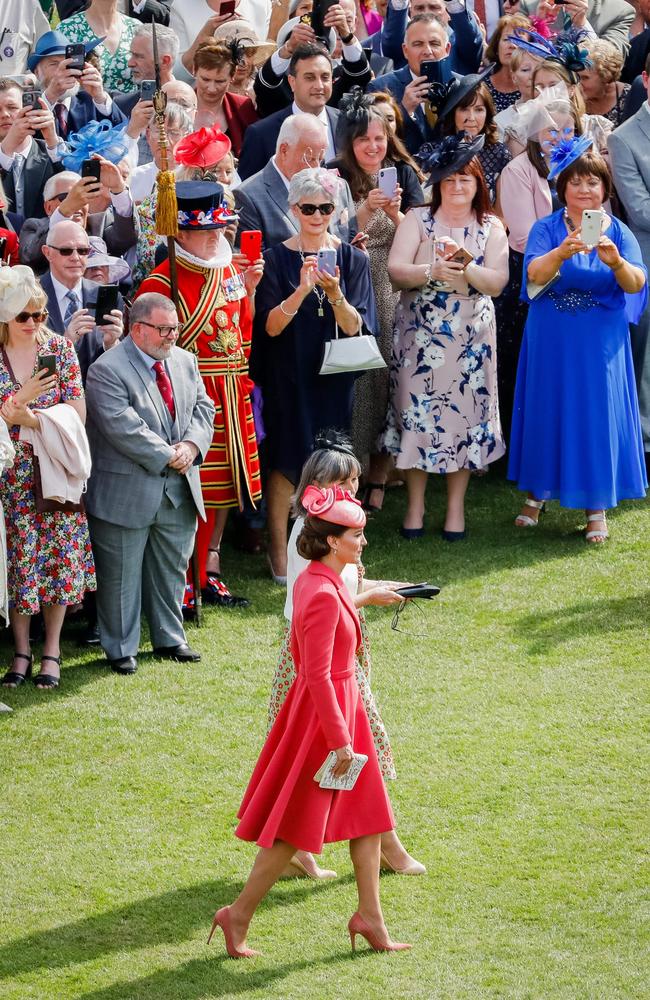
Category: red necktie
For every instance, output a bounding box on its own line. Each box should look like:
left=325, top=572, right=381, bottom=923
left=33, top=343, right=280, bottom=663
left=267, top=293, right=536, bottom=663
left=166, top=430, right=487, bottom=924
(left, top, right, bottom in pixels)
left=153, top=361, right=176, bottom=421
left=54, top=102, right=68, bottom=138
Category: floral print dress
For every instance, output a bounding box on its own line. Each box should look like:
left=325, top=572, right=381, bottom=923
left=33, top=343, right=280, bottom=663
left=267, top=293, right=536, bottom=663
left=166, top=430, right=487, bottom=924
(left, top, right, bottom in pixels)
left=381, top=209, right=505, bottom=472
left=58, top=12, right=140, bottom=94
left=0, top=334, right=96, bottom=614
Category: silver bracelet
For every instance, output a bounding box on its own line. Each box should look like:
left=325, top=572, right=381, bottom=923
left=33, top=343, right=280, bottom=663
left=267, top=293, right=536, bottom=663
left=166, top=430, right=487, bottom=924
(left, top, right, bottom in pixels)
left=279, top=300, right=298, bottom=317
left=423, top=263, right=433, bottom=285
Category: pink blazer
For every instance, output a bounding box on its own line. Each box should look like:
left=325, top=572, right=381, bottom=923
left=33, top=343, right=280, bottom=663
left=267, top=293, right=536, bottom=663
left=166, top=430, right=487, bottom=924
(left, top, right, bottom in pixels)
left=500, top=152, right=553, bottom=253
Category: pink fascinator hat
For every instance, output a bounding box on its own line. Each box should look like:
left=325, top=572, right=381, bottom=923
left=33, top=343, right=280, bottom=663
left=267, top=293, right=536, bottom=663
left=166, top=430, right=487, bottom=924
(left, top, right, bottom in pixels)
left=302, top=485, right=366, bottom=529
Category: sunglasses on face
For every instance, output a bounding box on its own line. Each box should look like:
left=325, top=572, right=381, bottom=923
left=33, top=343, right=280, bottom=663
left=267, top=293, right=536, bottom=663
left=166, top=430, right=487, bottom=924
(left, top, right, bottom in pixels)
left=296, top=202, right=335, bottom=216
left=16, top=310, right=47, bottom=323
left=49, top=246, right=91, bottom=256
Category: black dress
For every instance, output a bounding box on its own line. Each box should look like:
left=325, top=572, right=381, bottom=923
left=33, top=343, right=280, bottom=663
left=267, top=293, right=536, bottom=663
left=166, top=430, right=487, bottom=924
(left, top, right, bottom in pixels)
left=252, top=241, right=378, bottom=484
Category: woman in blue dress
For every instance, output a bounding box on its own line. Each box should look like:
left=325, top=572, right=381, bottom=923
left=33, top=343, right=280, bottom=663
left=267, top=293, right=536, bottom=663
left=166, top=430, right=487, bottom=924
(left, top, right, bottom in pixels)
left=508, top=139, right=648, bottom=542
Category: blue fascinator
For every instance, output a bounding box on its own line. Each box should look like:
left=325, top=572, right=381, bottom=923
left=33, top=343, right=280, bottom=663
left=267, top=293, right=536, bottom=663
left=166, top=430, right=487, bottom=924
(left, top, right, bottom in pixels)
left=547, top=133, right=593, bottom=180
left=506, top=27, right=559, bottom=61
left=62, top=120, right=130, bottom=173
left=416, top=132, right=485, bottom=183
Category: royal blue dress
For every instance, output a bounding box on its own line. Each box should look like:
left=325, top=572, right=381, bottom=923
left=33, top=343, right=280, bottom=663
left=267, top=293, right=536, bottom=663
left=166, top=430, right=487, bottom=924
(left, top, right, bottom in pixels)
left=508, top=209, right=648, bottom=509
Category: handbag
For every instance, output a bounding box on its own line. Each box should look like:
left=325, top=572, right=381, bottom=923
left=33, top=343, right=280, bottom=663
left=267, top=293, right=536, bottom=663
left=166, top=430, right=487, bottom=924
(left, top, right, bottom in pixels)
left=33, top=456, right=84, bottom=514
left=319, top=322, right=387, bottom=376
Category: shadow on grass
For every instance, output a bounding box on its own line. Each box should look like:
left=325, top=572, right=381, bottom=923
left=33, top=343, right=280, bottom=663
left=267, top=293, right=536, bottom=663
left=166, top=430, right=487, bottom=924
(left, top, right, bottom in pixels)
left=0, top=874, right=354, bottom=983
left=514, top=591, right=650, bottom=656
left=0, top=649, right=110, bottom=716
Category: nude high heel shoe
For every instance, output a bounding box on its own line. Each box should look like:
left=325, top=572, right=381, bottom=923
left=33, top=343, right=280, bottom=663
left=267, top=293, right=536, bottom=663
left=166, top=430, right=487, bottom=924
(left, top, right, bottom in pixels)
left=281, top=853, right=337, bottom=880
left=207, top=906, right=261, bottom=958
left=380, top=850, right=426, bottom=876
left=348, top=912, right=412, bottom=953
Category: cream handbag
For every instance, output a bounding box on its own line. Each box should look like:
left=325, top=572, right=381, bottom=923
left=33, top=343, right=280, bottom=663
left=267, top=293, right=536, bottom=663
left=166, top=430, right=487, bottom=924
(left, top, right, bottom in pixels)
left=319, top=320, right=387, bottom=376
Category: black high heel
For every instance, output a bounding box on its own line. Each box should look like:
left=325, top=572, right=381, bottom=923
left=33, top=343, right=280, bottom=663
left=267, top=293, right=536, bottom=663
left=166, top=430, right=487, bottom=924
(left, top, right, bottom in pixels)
left=33, top=655, right=61, bottom=689
left=1, top=652, right=33, bottom=687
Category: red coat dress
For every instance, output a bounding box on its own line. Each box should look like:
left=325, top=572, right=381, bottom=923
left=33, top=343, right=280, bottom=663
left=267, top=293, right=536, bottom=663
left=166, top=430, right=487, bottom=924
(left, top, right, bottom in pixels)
left=236, top=561, right=394, bottom=852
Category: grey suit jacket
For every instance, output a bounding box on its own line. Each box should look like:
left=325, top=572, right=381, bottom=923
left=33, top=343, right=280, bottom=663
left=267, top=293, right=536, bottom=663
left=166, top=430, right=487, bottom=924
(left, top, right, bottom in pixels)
left=520, top=0, right=634, bottom=53
left=608, top=107, right=650, bottom=261
left=84, top=337, right=215, bottom=528
left=19, top=206, right=139, bottom=275
left=234, top=161, right=357, bottom=251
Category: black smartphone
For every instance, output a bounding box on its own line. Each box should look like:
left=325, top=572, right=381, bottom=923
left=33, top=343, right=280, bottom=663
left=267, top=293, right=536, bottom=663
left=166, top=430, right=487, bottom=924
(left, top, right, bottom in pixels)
left=21, top=90, right=41, bottom=109
left=394, top=583, right=441, bottom=599
left=139, top=79, right=156, bottom=102
left=94, top=285, right=119, bottom=325
left=0, top=237, right=7, bottom=263
left=220, top=0, right=237, bottom=13
left=65, top=43, right=86, bottom=71
left=310, top=0, right=328, bottom=41
left=81, top=158, right=101, bottom=182
left=420, top=59, right=450, bottom=85
left=38, top=354, right=57, bottom=377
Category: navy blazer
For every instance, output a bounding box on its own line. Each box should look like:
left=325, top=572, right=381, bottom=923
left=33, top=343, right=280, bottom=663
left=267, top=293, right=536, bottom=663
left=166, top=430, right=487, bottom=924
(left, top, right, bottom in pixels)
left=368, top=64, right=462, bottom=154
left=41, top=273, right=123, bottom=383
left=0, top=138, right=62, bottom=221
left=365, top=7, right=483, bottom=76
left=237, top=105, right=341, bottom=182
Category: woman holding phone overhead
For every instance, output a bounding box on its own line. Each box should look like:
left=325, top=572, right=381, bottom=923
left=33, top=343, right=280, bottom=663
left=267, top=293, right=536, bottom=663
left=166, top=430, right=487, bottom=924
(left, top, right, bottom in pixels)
left=0, top=268, right=95, bottom=691
left=508, top=141, right=648, bottom=542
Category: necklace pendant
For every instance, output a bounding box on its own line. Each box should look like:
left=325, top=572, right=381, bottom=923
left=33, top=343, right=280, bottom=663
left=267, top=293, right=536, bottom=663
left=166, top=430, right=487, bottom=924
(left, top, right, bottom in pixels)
left=318, top=305, right=324, bottom=317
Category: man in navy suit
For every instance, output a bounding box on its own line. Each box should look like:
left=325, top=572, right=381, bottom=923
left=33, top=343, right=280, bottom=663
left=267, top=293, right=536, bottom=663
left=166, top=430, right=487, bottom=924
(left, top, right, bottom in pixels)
left=365, top=0, right=483, bottom=76
left=0, top=79, right=63, bottom=222
left=368, top=13, right=464, bottom=153
left=238, top=44, right=342, bottom=182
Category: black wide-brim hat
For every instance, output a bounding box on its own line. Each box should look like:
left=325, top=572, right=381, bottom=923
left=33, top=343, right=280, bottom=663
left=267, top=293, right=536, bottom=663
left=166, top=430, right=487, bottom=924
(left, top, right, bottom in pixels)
left=176, top=181, right=237, bottom=230
left=416, top=133, right=485, bottom=184
left=438, top=64, right=496, bottom=122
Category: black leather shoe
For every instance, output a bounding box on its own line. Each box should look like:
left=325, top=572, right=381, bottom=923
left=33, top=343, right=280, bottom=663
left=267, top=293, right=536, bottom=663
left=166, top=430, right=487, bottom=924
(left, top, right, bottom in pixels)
left=152, top=643, right=201, bottom=662
left=109, top=656, right=138, bottom=674
left=83, top=623, right=101, bottom=646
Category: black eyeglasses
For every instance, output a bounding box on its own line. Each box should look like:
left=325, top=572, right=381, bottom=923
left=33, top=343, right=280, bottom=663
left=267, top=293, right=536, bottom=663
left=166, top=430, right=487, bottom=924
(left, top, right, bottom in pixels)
left=137, top=320, right=181, bottom=338
left=16, top=310, right=47, bottom=323
left=50, top=192, right=69, bottom=203
left=390, top=600, right=432, bottom=639
left=49, top=246, right=91, bottom=257
left=297, top=202, right=336, bottom=216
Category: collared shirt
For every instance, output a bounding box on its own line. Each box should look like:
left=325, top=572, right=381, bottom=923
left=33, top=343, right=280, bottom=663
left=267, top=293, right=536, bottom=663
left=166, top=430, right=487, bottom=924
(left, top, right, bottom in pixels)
left=0, top=135, right=63, bottom=171
left=49, top=187, right=134, bottom=231
left=291, top=101, right=335, bottom=162
left=271, top=155, right=290, bottom=190
left=131, top=340, right=164, bottom=376
left=51, top=274, right=84, bottom=326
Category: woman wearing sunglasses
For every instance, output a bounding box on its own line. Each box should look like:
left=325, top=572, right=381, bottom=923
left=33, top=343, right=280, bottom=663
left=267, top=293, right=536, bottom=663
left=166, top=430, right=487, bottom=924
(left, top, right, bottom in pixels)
left=253, top=167, right=378, bottom=583
left=0, top=267, right=95, bottom=691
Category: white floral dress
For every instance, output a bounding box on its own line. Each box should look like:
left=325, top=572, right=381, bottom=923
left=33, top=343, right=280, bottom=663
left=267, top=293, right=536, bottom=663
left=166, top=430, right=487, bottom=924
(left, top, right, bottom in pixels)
left=381, top=209, right=505, bottom=472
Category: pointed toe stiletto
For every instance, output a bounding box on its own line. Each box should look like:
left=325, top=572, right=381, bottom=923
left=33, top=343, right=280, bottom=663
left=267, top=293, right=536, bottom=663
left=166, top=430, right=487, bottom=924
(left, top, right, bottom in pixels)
left=380, top=851, right=427, bottom=876
left=207, top=906, right=261, bottom=958
left=280, top=854, right=337, bottom=880
left=348, top=912, right=412, bottom=953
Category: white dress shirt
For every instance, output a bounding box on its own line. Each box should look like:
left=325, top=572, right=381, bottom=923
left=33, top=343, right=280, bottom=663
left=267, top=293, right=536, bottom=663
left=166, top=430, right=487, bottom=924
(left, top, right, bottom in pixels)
left=51, top=274, right=85, bottom=326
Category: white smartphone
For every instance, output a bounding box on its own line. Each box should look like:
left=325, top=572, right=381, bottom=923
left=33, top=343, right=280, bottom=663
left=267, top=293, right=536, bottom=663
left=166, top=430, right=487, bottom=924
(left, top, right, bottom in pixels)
left=317, top=247, right=337, bottom=276
left=378, top=166, right=398, bottom=199
left=581, top=209, right=603, bottom=247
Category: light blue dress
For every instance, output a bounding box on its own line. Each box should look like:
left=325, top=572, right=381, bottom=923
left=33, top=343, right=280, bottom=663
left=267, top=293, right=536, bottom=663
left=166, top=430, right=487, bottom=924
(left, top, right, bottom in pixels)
left=508, top=209, right=648, bottom=509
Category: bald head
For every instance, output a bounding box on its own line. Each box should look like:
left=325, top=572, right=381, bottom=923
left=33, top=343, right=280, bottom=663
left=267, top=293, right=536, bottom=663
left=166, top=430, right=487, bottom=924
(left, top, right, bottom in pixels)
left=43, top=221, right=90, bottom=289
left=162, top=80, right=197, bottom=121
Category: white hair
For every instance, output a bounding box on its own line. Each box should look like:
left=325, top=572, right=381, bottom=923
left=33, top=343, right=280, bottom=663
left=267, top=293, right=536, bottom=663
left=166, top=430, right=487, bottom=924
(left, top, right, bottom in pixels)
left=287, top=167, right=341, bottom=206
left=43, top=171, right=81, bottom=202
left=276, top=113, right=328, bottom=154
left=147, top=102, right=193, bottom=135
left=133, top=23, right=180, bottom=64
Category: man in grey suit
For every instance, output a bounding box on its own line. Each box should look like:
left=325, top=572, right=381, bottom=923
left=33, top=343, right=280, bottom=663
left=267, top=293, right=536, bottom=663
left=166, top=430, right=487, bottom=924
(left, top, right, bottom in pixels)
left=609, top=59, right=650, bottom=467
left=85, top=293, right=215, bottom=674
left=234, top=115, right=357, bottom=250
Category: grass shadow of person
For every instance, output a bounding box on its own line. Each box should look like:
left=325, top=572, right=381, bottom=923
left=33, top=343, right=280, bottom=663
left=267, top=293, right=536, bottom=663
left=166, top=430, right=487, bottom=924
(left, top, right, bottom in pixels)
left=0, top=873, right=355, bottom=983
left=513, top=591, right=650, bottom=657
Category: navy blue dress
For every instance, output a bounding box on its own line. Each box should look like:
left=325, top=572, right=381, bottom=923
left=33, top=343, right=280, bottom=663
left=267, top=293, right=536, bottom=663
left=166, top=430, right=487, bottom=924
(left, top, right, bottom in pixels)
left=508, top=209, right=648, bottom=510
left=253, top=241, right=378, bottom=484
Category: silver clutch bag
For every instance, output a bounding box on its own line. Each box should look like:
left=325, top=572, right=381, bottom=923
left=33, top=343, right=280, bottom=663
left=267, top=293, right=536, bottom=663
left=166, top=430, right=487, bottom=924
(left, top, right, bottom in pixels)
left=319, top=323, right=387, bottom=376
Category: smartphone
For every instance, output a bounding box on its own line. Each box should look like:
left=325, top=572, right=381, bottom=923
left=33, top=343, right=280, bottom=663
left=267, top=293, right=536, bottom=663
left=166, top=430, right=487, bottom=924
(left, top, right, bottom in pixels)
left=378, top=166, right=398, bottom=199
left=38, top=354, right=57, bottom=377
left=81, top=158, right=101, bottom=182
left=240, top=230, right=262, bottom=263
left=139, top=79, right=156, bottom=102
left=581, top=209, right=603, bottom=247
left=311, top=0, right=337, bottom=41
left=0, top=237, right=6, bottom=263
left=420, top=59, right=451, bottom=86
left=94, top=285, right=119, bottom=325
left=317, top=248, right=337, bottom=276
left=219, top=0, right=237, bottom=13
left=22, top=90, right=41, bottom=109
left=446, top=247, right=474, bottom=268
left=65, top=43, right=86, bottom=71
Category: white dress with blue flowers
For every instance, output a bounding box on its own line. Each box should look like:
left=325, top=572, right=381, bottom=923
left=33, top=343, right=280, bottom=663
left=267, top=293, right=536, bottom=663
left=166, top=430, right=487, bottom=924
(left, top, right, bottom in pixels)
left=381, top=209, right=505, bottom=473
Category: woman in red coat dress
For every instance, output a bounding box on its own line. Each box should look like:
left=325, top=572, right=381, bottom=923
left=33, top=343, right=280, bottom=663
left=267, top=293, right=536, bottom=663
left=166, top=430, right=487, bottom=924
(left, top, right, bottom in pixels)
left=208, top=487, right=411, bottom=958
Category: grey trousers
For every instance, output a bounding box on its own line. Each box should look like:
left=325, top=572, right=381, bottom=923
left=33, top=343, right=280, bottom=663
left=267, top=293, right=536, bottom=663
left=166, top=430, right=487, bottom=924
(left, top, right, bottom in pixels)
left=88, top=495, right=197, bottom=659
left=630, top=315, right=650, bottom=453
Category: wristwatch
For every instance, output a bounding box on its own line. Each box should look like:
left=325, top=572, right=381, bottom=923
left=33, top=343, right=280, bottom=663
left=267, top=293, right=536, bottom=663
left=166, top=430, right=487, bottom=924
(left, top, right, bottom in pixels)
left=340, top=32, right=354, bottom=43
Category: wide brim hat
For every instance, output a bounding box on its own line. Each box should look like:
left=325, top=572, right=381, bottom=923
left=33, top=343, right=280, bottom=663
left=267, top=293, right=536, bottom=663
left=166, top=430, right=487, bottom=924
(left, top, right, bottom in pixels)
left=27, top=29, right=104, bottom=72
left=0, top=265, right=39, bottom=322
left=173, top=126, right=232, bottom=170
left=175, top=180, right=238, bottom=229
left=277, top=17, right=336, bottom=55
left=213, top=19, right=277, bottom=67
left=85, top=236, right=131, bottom=283
left=416, top=133, right=485, bottom=184
left=438, top=64, right=496, bottom=121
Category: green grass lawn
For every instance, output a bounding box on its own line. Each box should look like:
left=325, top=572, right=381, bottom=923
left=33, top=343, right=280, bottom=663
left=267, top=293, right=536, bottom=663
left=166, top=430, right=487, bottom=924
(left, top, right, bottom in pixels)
left=1, top=474, right=648, bottom=1000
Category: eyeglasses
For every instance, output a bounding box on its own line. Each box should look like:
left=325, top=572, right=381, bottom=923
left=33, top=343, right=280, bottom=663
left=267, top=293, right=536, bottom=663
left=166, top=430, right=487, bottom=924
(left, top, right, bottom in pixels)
left=16, top=310, right=47, bottom=323
left=296, top=202, right=335, bottom=216
left=137, top=321, right=181, bottom=337
left=49, top=246, right=91, bottom=257
left=50, top=192, right=69, bottom=203
left=301, top=148, right=326, bottom=168
left=390, top=599, right=432, bottom=639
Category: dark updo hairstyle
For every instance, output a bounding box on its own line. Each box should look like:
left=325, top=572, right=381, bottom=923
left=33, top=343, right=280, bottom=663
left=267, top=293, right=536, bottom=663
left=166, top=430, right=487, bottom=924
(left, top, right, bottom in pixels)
left=297, top=516, right=348, bottom=560
left=555, top=149, right=612, bottom=205
left=441, top=82, right=499, bottom=146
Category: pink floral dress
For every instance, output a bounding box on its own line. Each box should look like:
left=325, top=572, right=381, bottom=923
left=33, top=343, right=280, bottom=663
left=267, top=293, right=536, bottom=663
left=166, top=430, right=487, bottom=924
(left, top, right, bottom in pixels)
left=0, top=334, right=96, bottom=614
